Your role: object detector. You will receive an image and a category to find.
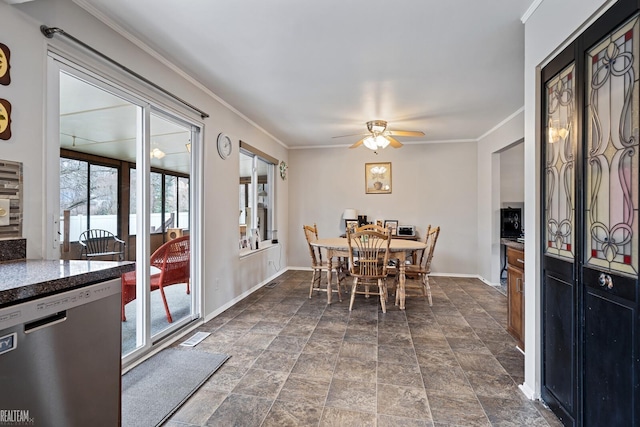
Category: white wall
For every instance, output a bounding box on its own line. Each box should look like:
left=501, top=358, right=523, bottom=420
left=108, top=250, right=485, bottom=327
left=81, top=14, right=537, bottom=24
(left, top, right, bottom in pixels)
left=500, top=142, right=524, bottom=204
left=523, top=0, right=613, bottom=400
left=289, top=142, right=478, bottom=276
left=476, top=111, right=524, bottom=285
left=0, top=3, right=47, bottom=259
left=1, top=0, right=289, bottom=319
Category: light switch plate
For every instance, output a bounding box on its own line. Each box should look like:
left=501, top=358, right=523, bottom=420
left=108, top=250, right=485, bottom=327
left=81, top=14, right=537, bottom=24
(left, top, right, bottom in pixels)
left=0, top=199, right=9, bottom=226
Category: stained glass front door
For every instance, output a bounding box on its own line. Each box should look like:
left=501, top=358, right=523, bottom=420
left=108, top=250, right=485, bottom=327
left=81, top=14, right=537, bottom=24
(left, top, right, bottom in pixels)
left=582, top=14, right=639, bottom=427
left=542, top=61, right=578, bottom=422
left=541, top=5, right=640, bottom=427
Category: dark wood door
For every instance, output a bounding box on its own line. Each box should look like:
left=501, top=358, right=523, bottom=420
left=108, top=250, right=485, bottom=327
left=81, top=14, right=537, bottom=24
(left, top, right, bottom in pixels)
left=541, top=2, right=640, bottom=426
left=542, top=53, right=579, bottom=426
left=581, top=12, right=640, bottom=425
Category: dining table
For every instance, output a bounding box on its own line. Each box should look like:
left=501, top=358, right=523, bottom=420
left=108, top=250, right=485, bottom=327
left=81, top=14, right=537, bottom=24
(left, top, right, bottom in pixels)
left=310, top=237, right=427, bottom=310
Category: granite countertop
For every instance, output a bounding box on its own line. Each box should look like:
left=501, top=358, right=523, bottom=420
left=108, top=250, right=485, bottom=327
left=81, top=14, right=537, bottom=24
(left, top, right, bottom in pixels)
left=0, top=259, right=135, bottom=308
left=501, top=238, right=524, bottom=251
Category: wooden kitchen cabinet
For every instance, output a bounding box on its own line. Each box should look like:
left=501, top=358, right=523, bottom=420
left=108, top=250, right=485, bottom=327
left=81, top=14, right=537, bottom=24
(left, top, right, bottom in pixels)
left=506, top=246, right=524, bottom=350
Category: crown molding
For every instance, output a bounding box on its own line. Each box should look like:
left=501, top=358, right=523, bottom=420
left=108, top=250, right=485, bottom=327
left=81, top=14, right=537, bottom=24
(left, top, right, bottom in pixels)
left=72, top=0, right=289, bottom=150
left=521, top=0, right=543, bottom=24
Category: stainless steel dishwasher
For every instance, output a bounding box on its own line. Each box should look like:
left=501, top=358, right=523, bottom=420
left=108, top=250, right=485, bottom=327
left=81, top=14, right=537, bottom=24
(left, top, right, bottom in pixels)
left=0, top=278, right=121, bottom=427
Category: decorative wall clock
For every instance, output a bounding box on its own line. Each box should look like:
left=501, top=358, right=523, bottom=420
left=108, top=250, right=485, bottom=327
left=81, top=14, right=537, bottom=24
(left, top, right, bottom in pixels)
left=0, top=43, right=10, bottom=86
left=217, top=133, right=232, bottom=159
left=0, top=99, right=11, bottom=140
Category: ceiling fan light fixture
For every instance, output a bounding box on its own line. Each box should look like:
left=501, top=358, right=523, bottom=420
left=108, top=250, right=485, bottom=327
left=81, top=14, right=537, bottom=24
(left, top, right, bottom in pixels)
left=363, top=136, right=378, bottom=150
left=343, top=119, right=420, bottom=150
left=363, top=135, right=390, bottom=151
left=150, top=147, right=166, bottom=159
left=367, top=120, right=387, bottom=134
left=376, top=135, right=389, bottom=149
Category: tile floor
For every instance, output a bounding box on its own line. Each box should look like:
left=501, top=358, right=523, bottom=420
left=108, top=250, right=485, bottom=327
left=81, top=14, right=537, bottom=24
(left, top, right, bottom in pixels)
left=166, top=271, right=562, bottom=427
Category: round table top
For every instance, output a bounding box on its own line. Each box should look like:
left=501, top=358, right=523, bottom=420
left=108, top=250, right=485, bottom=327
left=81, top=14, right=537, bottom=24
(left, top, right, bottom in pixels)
left=311, top=237, right=426, bottom=251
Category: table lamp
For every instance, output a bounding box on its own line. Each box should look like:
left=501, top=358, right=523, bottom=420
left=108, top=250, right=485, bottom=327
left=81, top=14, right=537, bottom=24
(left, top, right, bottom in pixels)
left=343, top=208, right=357, bottom=220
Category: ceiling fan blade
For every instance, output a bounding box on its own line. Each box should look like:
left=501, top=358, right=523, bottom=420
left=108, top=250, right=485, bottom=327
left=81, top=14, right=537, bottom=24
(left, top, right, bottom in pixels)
left=387, top=130, right=425, bottom=137
left=332, top=132, right=368, bottom=139
left=349, top=138, right=365, bottom=149
left=387, top=136, right=403, bottom=148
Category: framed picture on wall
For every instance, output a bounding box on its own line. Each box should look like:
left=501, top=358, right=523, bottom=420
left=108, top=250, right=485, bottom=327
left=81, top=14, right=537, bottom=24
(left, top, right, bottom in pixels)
left=365, top=162, right=392, bottom=194
left=0, top=99, right=11, bottom=141
left=384, top=220, right=398, bottom=235
left=0, top=43, right=11, bottom=86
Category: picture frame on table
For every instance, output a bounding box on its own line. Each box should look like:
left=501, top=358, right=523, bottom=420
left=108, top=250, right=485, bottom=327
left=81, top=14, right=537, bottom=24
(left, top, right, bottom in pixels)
left=365, top=162, right=392, bottom=194
left=375, top=219, right=383, bottom=228
left=384, top=220, right=398, bottom=236
left=345, top=219, right=359, bottom=234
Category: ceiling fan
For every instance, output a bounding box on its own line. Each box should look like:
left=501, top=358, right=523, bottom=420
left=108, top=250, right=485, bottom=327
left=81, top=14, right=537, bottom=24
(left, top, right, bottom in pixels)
left=332, top=120, right=425, bottom=151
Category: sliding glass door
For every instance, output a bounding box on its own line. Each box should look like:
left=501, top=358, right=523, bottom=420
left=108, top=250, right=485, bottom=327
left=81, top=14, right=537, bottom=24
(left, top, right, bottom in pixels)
left=130, top=111, right=194, bottom=346
left=51, top=57, right=200, bottom=363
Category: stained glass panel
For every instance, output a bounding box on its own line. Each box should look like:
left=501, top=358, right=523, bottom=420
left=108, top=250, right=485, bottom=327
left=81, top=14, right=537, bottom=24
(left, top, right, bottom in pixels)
left=585, top=16, right=640, bottom=276
left=545, top=64, right=576, bottom=260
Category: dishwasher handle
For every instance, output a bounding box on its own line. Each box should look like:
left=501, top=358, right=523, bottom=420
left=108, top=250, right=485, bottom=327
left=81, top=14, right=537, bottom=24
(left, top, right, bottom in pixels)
left=24, top=310, right=67, bottom=334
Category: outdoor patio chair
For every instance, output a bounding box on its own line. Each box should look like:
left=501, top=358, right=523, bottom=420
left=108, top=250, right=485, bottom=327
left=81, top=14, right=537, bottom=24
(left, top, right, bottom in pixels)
left=121, top=235, right=190, bottom=323
left=78, top=229, right=125, bottom=261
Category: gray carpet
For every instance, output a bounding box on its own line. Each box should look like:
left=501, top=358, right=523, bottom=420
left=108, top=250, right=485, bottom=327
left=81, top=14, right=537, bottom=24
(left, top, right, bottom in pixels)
left=121, top=284, right=192, bottom=355
left=122, top=348, right=229, bottom=427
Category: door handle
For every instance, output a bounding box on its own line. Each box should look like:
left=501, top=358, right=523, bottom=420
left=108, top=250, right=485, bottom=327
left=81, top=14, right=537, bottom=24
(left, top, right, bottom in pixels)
left=516, top=277, right=523, bottom=293
left=598, top=273, right=614, bottom=289
left=24, top=310, right=67, bottom=334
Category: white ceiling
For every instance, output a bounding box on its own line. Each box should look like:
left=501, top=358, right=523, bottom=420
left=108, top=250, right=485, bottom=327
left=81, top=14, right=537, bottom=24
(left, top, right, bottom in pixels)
left=73, top=0, right=533, bottom=150
left=60, top=72, right=192, bottom=173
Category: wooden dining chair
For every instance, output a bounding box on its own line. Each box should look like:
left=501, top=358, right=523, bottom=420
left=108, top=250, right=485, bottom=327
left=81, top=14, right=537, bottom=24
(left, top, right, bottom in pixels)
left=347, top=227, right=391, bottom=313
left=303, top=223, right=346, bottom=300
left=356, top=224, right=399, bottom=280
left=397, top=225, right=440, bottom=306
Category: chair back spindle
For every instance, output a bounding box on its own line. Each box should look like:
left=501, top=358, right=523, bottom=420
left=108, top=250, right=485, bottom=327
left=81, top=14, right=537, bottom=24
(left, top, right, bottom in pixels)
left=78, top=229, right=125, bottom=261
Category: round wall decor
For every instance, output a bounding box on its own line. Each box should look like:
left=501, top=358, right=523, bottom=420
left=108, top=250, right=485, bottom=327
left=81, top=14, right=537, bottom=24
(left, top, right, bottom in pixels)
left=217, top=133, right=232, bottom=159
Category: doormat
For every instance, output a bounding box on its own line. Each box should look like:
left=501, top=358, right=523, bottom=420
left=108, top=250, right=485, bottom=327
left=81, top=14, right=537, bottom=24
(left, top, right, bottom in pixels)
left=122, top=348, right=229, bottom=427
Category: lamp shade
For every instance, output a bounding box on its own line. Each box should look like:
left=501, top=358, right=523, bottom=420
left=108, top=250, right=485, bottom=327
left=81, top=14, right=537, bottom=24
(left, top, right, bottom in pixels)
left=343, top=208, right=357, bottom=219
left=376, top=135, right=390, bottom=149
left=363, top=136, right=377, bottom=150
